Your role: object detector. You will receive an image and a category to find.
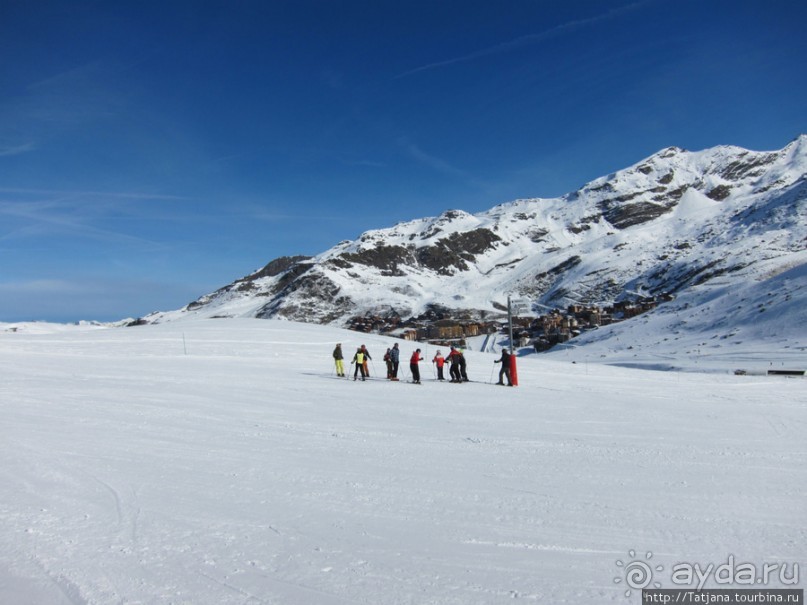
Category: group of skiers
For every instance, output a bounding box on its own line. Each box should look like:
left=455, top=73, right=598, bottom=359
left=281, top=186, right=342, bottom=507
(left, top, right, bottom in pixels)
left=331, top=343, right=373, bottom=380
left=331, top=342, right=473, bottom=384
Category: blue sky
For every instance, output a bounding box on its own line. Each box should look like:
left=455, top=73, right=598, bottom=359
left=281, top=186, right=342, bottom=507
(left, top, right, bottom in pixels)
left=1, top=0, right=805, bottom=322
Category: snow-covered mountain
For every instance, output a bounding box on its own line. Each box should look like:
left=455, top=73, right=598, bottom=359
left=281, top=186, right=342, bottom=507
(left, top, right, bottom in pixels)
left=146, top=136, right=807, bottom=346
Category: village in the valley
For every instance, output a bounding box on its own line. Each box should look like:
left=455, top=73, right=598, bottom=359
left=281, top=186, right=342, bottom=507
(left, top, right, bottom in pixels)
left=346, top=293, right=674, bottom=352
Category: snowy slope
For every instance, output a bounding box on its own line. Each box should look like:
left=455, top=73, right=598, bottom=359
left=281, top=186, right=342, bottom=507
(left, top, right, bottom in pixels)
left=544, top=256, right=807, bottom=372
left=1, top=319, right=805, bottom=604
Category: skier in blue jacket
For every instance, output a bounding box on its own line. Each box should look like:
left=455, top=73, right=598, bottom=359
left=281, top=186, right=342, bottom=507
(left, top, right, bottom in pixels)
left=389, top=343, right=400, bottom=381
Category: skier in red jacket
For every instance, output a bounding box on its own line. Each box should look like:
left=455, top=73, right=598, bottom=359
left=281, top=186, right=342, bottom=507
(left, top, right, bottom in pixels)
left=410, top=349, right=424, bottom=384
left=432, top=350, right=446, bottom=381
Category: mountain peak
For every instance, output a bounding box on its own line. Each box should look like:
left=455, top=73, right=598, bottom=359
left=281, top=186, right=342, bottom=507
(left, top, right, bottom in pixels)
left=783, top=133, right=807, bottom=158
left=657, top=145, right=686, bottom=158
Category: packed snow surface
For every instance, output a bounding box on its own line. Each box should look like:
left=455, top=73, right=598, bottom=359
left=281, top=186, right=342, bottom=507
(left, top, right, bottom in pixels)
left=1, top=319, right=805, bottom=604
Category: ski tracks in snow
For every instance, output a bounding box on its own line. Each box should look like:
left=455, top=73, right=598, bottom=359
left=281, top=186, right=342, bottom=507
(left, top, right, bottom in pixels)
left=89, top=474, right=141, bottom=551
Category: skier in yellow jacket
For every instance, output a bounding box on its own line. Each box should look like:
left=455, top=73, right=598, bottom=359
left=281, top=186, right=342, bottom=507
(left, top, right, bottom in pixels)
left=352, top=347, right=367, bottom=381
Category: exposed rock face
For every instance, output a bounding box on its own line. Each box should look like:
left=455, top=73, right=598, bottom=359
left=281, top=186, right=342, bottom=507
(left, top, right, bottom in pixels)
left=333, top=228, right=501, bottom=276
left=600, top=199, right=675, bottom=229
left=239, top=256, right=311, bottom=283
left=415, top=229, right=501, bottom=274
left=143, top=136, right=807, bottom=328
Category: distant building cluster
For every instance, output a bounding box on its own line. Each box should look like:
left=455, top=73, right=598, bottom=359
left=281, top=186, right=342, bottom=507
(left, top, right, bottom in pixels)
left=531, top=296, right=672, bottom=351
left=346, top=294, right=673, bottom=351
left=346, top=305, right=495, bottom=346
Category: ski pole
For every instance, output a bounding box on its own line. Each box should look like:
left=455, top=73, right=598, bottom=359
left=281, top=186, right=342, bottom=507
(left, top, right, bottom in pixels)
left=489, top=362, right=496, bottom=384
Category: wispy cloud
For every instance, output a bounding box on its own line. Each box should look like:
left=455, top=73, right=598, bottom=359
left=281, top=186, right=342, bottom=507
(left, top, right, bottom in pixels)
left=0, top=203, right=164, bottom=248
left=0, top=278, right=83, bottom=295
left=233, top=202, right=347, bottom=224
left=0, top=142, right=36, bottom=157
left=0, top=187, right=189, bottom=201
left=397, top=137, right=494, bottom=193
left=396, top=0, right=654, bottom=78
left=22, top=61, right=125, bottom=124
left=400, top=138, right=469, bottom=179
left=0, top=61, right=129, bottom=160
left=0, top=189, right=193, bottom=249
left=343, top=159, right=387, bottom=169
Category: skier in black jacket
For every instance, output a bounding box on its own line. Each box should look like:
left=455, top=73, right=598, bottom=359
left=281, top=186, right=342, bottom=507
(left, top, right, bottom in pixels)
left=495, top=348, right=512, bottom=386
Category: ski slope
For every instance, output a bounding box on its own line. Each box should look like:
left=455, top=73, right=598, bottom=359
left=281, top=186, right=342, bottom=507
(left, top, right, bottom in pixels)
left=1, top=319, right=805, bottom=604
